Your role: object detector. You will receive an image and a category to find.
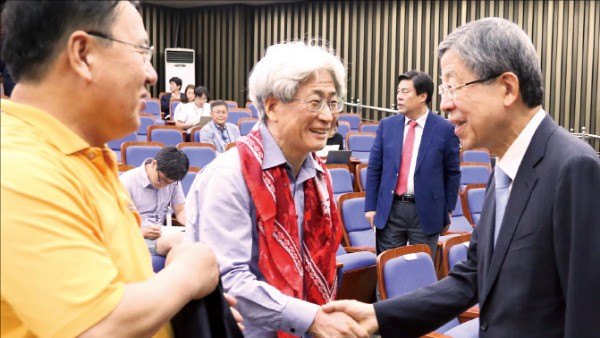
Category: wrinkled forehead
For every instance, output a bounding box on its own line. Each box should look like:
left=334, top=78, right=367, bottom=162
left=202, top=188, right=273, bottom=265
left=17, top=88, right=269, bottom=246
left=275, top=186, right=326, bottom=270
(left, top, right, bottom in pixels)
left=439, top=50, right=472, bottom=82
left=298, top=69, right=338, bottom=97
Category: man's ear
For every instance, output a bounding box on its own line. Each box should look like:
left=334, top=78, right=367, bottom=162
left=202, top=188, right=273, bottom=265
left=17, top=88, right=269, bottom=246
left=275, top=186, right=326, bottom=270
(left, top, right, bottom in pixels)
left=66, top=31, right=94, bottom=82
left=264, top=97, right=280, bottom=122
left=499, top=72, right=520, bottom=107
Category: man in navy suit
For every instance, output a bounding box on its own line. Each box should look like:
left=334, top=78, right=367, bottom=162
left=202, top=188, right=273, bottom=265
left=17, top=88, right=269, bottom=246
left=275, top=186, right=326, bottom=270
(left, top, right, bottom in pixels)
left=324, top=17, right=600, bottom=337
left=365, top=70, right=461, bottom=257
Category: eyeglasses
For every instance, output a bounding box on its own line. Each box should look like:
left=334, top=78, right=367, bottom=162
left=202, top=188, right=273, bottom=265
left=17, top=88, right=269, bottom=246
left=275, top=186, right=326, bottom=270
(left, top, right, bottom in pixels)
left=293, top=98, right=344, bottom=113
left=86, top=31, right=154, bottom=64
left=438, top=73, right=502, bottom=99
left=157, top=171, right=177, bottom=186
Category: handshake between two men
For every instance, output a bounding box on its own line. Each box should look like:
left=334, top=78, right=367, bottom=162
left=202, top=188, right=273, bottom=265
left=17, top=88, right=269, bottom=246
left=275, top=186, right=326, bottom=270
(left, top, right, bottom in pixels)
left=310, top=300, right=378, bottom=338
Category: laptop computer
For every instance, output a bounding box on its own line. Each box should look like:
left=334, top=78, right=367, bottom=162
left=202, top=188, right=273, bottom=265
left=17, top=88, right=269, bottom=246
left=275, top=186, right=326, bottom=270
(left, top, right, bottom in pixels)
left=316, top=144, right=340, bottom=157
left=326, top=150, right=352, bottom=164
left=195, top=116, right=213, bottom=129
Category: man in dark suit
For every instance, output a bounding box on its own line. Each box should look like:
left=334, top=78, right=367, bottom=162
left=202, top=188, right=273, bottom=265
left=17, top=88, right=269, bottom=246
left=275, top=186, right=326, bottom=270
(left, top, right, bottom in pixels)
left=323, top=17, right=600, bottom=337
left=365, top=70, right=461, bottom=257
left=160, top=76, right=183, bottom=113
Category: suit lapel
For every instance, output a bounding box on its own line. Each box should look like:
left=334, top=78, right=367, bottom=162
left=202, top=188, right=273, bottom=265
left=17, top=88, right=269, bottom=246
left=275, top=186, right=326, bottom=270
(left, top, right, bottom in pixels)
left=480, top=115, right=555, bottom=305
left=415, top=112, right=436, bottom=173
left=392, top=115, right=406, bottom=171
left=478, top=181, right=496, bottom=303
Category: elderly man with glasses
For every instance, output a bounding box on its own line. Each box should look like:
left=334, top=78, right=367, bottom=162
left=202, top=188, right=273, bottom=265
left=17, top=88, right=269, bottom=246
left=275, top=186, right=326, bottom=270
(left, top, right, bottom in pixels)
left=120, top=146, right=189, bottom=256
left=186, top=40, right=369, bottom=338
left=324, top=17, right=600, bottom=338
left=199, top=100, right=242, bottom=153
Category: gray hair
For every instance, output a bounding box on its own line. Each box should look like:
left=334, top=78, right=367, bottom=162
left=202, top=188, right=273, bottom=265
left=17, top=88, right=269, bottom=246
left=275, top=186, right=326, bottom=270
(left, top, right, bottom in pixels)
left=248, top=39, right=346, bottom=120
left=438, top=17, right=543, bottom=108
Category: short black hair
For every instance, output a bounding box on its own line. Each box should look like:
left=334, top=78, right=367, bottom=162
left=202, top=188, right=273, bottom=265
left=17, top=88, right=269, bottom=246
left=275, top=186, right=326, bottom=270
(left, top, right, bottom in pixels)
left=155, top=146, right=189, bottom=181
left=194, top=85, right=209, bottom=100
left=210, top=100, right=228, bottom=111
left=169, top=77, right=182, bottom=88
left=398, top=70, right=434, bottom=105
left=1, top=1, right=132, bottom=82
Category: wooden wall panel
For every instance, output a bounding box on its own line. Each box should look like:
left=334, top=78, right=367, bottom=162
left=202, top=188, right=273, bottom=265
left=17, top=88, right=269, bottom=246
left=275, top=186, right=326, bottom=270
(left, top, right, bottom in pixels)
left=141, top=0, right=599, bottom=151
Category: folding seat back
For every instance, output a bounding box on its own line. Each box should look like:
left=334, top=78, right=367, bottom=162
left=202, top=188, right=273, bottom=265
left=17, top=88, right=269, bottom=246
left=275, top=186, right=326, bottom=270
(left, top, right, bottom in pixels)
left=359, top=122, right=379, bottom=133
left=238, top=117, right=258, bottom=136
left=447, top=195, right=474, bottom=234
left=143, top=98, right=161, bottom=120
left=138, top=115, right=156, bottom=140
left=346, top=132, right=376, bottom=164
left=337, top=113, right=361, bottom=131
left=245, top=102, right=259, bottom=118
left=336, top=245, right=377, bottom=303
left=107, top=132, right=138, bottom=164
left=327, top=166, right=354, bottom=202
left=148, top=125, right=185, bottom=146
left=459, top=163, right=491, bottom=192
left=188, top=126, right=202, bottom=142
left=337, top=121, right=351, bottom=140
left=169, top=99, right=181, bottom=120
left=227, top=108, right=252, bottom=126
left=176, top=142, right=217, bottom=169
left=377, top=244, right=461, bottom=334
left=120, top=141, right=164, bottom=167
left=180, top=167, right=200, bottom=197
left=355, top=163, right=368, bottom=192
left=224, top=100, right=238, bottom=109
left=440, top=233, right=471, bottom=277
left=461, top=148, right=491, bottom=167
left=338, top=192, right=375, bottom=251
left=464, top=184, right=487, bottom=225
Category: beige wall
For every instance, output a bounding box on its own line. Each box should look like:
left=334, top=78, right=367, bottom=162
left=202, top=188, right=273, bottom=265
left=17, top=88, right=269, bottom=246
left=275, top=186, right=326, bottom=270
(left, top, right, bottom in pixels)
left=141, top=1, right=599, bottom=151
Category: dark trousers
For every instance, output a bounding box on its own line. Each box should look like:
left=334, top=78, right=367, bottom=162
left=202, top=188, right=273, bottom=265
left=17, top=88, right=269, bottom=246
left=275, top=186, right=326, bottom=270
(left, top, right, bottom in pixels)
left=376, top=199, right=439, bottom=257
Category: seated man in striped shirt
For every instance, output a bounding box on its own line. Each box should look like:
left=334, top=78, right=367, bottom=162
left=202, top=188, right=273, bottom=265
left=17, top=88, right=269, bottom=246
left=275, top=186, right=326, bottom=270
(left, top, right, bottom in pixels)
left=120, top=146, right=188, bottom=255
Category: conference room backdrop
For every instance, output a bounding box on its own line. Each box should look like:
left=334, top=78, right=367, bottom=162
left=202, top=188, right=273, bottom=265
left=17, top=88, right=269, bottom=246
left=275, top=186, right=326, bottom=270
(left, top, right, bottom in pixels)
left=140, top=0, right=599, bottom=151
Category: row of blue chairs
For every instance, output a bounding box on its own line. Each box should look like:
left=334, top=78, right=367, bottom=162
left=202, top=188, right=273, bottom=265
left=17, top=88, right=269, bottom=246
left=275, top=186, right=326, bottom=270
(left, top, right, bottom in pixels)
left=114, top=141, right=217, bottom=170
left=333, top=183, right=485, bottom=269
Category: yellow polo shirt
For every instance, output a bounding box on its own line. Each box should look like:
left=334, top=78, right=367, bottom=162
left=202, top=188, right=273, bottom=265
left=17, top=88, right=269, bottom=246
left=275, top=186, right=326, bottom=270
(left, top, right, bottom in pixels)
left=1, top=100, right=170, bottom=338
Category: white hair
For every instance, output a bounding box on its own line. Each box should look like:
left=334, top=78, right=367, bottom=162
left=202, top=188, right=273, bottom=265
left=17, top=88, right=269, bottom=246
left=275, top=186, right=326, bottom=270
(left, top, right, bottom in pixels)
left=248, top=39, right=347, bottom=120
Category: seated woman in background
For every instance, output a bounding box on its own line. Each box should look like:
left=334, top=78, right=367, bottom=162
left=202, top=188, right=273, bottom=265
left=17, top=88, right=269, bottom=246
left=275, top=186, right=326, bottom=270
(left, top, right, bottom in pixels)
left=175, top=85, right=211, bottom=133
left=326, top=120, right=344, bottom=150
left=171, top=84, right=196, bottom=120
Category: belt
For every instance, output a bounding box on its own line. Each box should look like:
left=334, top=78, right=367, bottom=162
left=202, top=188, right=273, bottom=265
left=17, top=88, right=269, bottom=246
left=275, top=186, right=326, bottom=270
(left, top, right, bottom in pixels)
left=394, top=194, right=415, bottom=203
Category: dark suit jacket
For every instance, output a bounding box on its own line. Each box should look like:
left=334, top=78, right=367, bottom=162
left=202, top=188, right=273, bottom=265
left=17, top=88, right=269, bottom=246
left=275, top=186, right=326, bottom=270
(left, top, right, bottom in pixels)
left=374, top=114, right=600, bottom=337
left=365, top=111, right=461, bottom=235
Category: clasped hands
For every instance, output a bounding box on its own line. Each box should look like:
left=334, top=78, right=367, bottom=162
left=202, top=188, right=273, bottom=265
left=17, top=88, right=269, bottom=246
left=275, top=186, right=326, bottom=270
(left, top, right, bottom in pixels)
left=309, top=300, right=379, bottom=338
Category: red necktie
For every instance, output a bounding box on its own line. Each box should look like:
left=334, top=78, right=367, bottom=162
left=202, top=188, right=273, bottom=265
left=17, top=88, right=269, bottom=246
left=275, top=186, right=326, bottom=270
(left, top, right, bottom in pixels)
left=395, top=120, right=418, bottom=195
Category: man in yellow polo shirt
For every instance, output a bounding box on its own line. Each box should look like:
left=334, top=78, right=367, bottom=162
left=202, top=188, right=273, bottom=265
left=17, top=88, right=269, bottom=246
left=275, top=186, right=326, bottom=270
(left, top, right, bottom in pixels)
left=1, top=1, right=221, bottom=337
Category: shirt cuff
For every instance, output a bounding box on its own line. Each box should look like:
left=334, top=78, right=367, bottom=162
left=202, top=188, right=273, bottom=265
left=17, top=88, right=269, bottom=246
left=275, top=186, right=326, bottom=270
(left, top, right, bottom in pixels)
left=279, top=297, right=320, bottom=336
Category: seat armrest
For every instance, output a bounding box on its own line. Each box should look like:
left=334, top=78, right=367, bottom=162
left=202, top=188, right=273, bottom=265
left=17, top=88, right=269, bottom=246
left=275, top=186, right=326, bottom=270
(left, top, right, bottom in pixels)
left=344, top=246, right=376, bottom=253
left=458, top=305, right=480, bottom=323
left=422, top=333, right=451, bottom=338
